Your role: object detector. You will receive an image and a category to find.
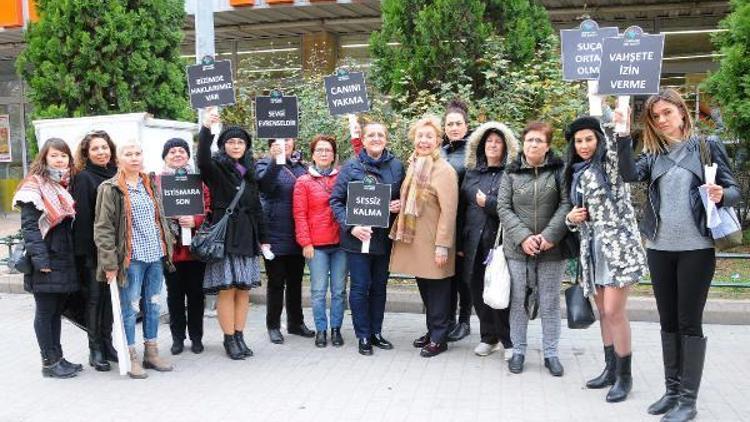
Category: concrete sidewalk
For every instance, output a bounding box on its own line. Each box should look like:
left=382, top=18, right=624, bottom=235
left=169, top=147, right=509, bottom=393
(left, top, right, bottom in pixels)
left=1, top=293, right=749, bottom=422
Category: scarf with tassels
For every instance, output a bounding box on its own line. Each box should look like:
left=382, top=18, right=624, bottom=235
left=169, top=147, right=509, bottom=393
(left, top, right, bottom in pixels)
left=390, top=148, right=440, bottom=244
left=13, top=174, right=76, bottom=238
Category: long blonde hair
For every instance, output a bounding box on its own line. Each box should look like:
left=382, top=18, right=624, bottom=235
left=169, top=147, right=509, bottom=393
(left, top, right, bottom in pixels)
left=641, top=88, right=694, bottom=154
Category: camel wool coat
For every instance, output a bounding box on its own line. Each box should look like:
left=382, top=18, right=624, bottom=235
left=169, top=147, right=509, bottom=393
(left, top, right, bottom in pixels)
left=389, top=157, right=458, bottom=280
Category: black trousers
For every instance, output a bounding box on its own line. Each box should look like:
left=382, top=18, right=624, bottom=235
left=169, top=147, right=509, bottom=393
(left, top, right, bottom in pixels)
left=33, top=292, right=68, bottom=353
left=77, top=257, right=113, bottom=350
left=647, top=248, right=715, bottom=337
left=264, top=255, right=305, bottom=329
left=416, top=277, right=452, bottom=344
left=165, top=260, right=206, bottom=342
left=449, top=256, right=472, bottom=325
left=469, top=245, right=512, bottom=347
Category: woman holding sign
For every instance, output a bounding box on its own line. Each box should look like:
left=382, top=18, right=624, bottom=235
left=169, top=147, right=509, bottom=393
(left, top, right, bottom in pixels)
left=198, top=112, right=268, bottom=360
left=563, top=116, right=646, bottom=402
left=615, top=89, right=740, bottom=421
left=15, top=138, right=82, bottom=378
left=158, top=139, right=209, bottom=356
left=330, top=120, right=404, bottom=356
left=496, top=122, right=571, bottom=377
left=71, top=130, right=118, bottom=372
left=293, top=135, right=346, bottom=348
left=94, top=141, right=175, bottom=379
left=390, top=115, right=458, bottom=358
left=256, top=138, right=313, bottom=344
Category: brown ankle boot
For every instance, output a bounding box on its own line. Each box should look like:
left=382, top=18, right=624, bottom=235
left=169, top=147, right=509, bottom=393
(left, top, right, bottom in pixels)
left=128, top=347, right=148, bottom=379
left=143, top=341, right=173, bottom=372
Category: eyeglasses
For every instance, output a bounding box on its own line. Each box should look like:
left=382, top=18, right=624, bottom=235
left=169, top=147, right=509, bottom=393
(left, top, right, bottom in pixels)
left=524, top=137, right=546, bottom=145
left=224, top=139, right=245, bottom=146
left=314, top=148, right=333, bottom=154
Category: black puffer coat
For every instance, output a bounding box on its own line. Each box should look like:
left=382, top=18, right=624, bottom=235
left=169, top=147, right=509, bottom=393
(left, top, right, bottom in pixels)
left=197, top=126, right=268, bottom=257
left=20, top=203, right=79, bottom=294
left=458, top=122, right=520, bottom=284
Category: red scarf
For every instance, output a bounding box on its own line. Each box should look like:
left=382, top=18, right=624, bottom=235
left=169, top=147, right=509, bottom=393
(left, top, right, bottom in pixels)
left=13, top=175, right=76, bottom=237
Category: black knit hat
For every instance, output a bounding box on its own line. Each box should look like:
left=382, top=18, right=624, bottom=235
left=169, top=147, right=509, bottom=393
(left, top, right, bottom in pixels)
left=217, top=126, right=252, bottom=149
left=162, top=138, right=190, bottom=159
left=565, top=116, right=605, bottom=144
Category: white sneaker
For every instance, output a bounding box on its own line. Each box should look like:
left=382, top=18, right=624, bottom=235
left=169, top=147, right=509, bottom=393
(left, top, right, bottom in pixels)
left=504, top=348, right=513, bottom=361
left=474, top=342, right=502, bottom=356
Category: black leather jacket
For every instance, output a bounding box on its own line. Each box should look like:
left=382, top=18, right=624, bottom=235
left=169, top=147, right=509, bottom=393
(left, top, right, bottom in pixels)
left=441, top=136, right=468, bottom=186
left=616, top=134, right=740, bottom=241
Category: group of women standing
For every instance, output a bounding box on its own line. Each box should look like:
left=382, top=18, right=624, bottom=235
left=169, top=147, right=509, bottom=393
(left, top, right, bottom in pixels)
left=16, top=88, right=737, bottom=422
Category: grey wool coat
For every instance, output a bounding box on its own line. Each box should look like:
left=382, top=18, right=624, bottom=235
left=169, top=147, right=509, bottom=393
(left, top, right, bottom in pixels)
left=567, top=132, right=646, bottom=297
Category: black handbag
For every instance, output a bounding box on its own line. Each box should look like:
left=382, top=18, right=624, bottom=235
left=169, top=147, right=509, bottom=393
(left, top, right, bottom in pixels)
left=190, top=180, right=245, bottom=263
left=565, top=263, right=595, bottom=329
left=10, top=241, right=32, bottom=275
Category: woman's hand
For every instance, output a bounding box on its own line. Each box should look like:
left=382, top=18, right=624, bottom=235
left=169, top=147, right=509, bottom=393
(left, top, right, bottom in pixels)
left=521, top=236, right=540, bottom=256
left=105, top=270, right=117, bottom=283
left=613, top=105, right=631, bottom=136
left=302, top=245, right=314, bottom=260
left=537, top=235, right=555, bottom=251
left=351, top=226, right=372, bottom=242
left=389, top=200, right=401, bottom=214
left=475, top=190, right=487, bottom=208
left=178, top=216, right=196, bottom=228
left=566, top=206, right=588, bottom=224
left=706, top=183, right=724, bottom=203
left=202, top=107, right=220, bottom=129
left=434, top=247, right=448, bottom=268
left=269, top=142, right=282, bottom=158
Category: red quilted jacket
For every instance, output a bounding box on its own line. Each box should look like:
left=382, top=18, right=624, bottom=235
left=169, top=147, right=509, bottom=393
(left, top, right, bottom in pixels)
left=293, top=167, right=340, bottom=248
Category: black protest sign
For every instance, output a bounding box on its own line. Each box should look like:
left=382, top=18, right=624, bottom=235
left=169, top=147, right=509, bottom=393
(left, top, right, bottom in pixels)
left=186, top=59, right=236, bottom=109
left=160, top=174, right=205, bottom=217
left=597, top=26, right=665, bottom=96
left=560, top=20, right=619, bottom=81
left=345, top=182, right=391, bottom=228
left=324, top=71, right=370, bottom=116
left=255, top=94, right=299, bottom=139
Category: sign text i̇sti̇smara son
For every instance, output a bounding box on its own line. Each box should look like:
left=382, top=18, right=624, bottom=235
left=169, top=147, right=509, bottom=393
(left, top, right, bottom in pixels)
left=255, top=94, right=299, bottom=139
left=323, top=71, right=371, bottom=116
left=345, top=182, right=392, bottom=228
left=186, top=59, right=236, bottom=109
left=597, top=26, right=665, bottom=96
left=160, top=174, right=205, bottom=217
left=560, top=19, right=619, bottom=81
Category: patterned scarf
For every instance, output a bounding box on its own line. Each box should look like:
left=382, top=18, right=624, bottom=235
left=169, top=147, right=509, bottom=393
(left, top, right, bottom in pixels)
left=13, top=174, right=76, bottom=238
left=390, top=148, right=440, bottom=244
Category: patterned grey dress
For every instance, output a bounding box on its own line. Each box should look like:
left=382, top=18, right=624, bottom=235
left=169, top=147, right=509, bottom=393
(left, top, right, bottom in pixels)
left=204, top=255, right=262, bottom=294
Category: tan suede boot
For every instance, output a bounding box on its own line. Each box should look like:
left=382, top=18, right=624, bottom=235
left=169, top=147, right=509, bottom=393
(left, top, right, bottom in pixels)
left=143, top=341, right=174, bottom=372
left=128, top=347, right=148, bottom=379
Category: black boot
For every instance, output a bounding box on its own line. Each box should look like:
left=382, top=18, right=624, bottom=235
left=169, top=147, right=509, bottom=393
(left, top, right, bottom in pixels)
left=662, top=336, right=706, bottom=422
left=170, top=338, right=184, bottom=355
left=587, top=345, right=616, bottom=389
left=331, top=328, right=344, bottom=347
left=102, top=335, right=119, bottom=363
left=288, top=322, right=315, bottom=338
left=234, top=331, right=254, bottom=357
left=56, top=345, right=83, bottom=373
left=648, top=331, right=681, bottom=415
left=223, top=334, right=245, bottom=360
left=315, top=331, right=327, bottom=348
left=41, top=349, right=77, bottom=378
left=606, top=353, right=632, bottom=402
left=88, top=342, right=110, bottom=372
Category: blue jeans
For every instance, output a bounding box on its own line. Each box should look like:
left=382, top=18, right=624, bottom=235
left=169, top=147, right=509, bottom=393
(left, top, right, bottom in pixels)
left=308, top=247, right=348, bottom=332
left=347, top=252, right=389, bottom=339
left=120, top=260, right=164, bottom=346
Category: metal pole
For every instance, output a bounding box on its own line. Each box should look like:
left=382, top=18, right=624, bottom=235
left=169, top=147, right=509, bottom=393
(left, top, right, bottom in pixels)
left=194, top=0, right=216, bottom=125
left=19, top=75, right=28, bottom=176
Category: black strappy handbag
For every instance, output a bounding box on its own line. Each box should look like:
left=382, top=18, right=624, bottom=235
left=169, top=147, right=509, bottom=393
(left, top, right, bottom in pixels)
left=190, top=180, right=246, bottom=262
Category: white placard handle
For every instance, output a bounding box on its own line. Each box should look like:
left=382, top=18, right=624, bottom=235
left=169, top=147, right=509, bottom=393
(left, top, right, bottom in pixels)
left=615, top=96, right=631, bottom=134
left=361, top=226, right=371, bottom=254
left=275, top=139, right=286, bottom=165
left=347, top=114, right=359, bottom=139
left=109, top=279, right=131, bottom=375
left=181, top=227, right=192, bottom=246
left=587, top=80, right=602, bottom=116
